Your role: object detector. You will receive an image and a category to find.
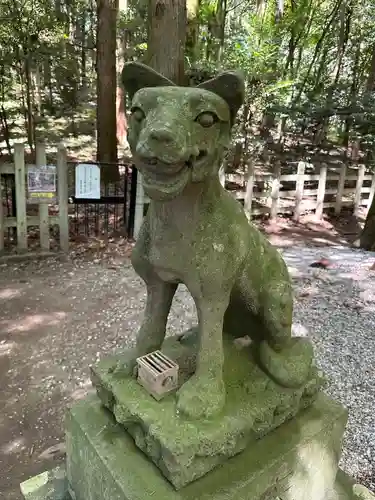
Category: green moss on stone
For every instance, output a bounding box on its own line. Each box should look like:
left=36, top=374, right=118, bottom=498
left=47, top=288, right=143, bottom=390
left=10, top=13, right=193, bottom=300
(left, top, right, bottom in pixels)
left=91, top=333, right=324, bottom=489
left=66, top=392, right=348, bottom=500
left=119, top=61, right=315, bottom=421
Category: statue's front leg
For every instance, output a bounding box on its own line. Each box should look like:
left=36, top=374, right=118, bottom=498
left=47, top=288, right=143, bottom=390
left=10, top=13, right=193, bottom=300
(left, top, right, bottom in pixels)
left=136, top=280, right=177, bottom=355
left=177, top=296, right=229, bottom=419
left=130, top=220, right=177, bottom=357
left=115, top=278, right=177, bottom=377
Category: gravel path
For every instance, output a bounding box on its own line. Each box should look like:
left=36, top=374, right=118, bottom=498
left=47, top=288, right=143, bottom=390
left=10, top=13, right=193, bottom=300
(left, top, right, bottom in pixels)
left=284, top=246, right=375, bottom=491
left=0, top=245, right=374, bottom=498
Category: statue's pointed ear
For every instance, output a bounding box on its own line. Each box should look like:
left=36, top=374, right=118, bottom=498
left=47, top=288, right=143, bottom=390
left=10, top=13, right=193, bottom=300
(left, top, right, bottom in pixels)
left=122, top=61, right=176, bottom=100
left=197, top=71, right=245, bottom=126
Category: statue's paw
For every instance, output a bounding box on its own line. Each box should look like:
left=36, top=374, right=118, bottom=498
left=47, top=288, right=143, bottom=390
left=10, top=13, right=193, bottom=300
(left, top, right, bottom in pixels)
left=176, top=373, right=225, bottom=420
left=177, top=326, right=199, bottom=347
left=108, top=358, right=137, bottom=378
left=259, top=337, right=314, bottom=388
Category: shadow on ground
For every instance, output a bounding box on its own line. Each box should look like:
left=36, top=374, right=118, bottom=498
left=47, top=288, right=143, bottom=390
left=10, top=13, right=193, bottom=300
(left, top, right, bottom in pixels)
left=259, top=210, right=364, bottom=248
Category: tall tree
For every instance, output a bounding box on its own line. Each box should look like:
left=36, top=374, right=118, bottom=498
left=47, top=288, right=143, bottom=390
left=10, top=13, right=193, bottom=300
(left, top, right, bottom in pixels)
left=358, top=200, right=375, bottom=250
left=146, top=0, right=187, bottom=83
left=116, top=0, right=129, bottom=150
left=186, top=0, right=200, bottom=63
left=96, top=0, right=119, bottom=181
left=356, top=43, right=375, bottom=250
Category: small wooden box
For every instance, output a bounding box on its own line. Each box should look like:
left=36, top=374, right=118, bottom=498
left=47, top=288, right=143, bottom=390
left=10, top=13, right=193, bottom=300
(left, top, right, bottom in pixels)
left=136, top=351, right=179, bottom=400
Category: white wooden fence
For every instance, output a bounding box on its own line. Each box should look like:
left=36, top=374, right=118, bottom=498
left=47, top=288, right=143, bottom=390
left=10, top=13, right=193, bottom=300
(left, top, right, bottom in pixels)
left=3, top=146, right=371, bottom=249
left=137, top=161, right=375, bottom=234
left=0, top=143, right=69, bottom=254
left=227, top=161, right=375, bottom=221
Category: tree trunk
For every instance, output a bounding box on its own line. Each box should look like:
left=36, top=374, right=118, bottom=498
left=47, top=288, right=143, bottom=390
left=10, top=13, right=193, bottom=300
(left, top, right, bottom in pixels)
left=116, top=0, right=128, bottom=152
left=146, top=0, right=187, bottom=84
left=32, top=64, right=42, bottom=117
left=186, top=0, right=200, bottom=63
left=96, top=0, right=119, bottom=182
left=358, top=198, right=375, bottom=250
left=0, top=105, right=12, bottom=155
left=343, top=35, right=361, bottom=147
left=216, top=0, right=227, bottom=62
left=44, top=57, right=55, bottom=114
left=318, top=0, right=352, bottom=144
left=357, top=43, right=375, bottom=249
left=80, top=10, right=87, bottom=89
left=24, top=55, right=35, bottom=151
left=89, top=0, right=97, bottom=73
left=18, top=63, right=28, bottom=139
left=294, top=0, right=343, bottom=105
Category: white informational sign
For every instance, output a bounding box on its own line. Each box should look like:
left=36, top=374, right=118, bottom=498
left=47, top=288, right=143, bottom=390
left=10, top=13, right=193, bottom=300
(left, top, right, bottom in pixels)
left=75, top=163, right=101, bottom=199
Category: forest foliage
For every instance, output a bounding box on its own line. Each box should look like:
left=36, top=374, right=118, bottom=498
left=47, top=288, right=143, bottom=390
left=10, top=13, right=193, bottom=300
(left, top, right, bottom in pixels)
left=1, top=0, right=375, bottom=168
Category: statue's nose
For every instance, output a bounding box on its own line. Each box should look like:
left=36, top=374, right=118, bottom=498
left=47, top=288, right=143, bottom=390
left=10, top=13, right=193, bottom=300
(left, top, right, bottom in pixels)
left=150, top=128, right=174, bottom=144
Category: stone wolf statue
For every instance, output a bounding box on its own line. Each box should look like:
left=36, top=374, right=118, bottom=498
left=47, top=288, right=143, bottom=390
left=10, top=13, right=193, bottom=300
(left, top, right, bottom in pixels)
left=122, top=62, right=313, bottom=420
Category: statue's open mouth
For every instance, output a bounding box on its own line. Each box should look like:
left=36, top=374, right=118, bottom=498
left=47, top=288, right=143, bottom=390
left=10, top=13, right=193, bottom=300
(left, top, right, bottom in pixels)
left=140, top=149, right=207, bottom=170
left=138, top=150, right=208, bottom=197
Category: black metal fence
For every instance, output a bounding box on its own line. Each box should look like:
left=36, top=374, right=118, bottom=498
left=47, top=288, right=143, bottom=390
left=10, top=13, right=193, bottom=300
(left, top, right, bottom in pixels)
left=1, top=174, right=17, bottom=247
left=0, top=161, right=138, bottom=250
left=67, top=161, right=138, bottom=239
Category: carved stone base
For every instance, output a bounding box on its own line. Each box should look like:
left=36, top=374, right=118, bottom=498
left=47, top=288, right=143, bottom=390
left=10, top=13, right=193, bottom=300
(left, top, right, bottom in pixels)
left=65, top=392, right=356, bottom=500
left=90, top=332, right=324, bottom=489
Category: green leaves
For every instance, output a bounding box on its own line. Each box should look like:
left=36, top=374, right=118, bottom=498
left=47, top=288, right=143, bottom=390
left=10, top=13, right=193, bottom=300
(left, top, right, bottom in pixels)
left=264, top=80, right=295, bottom=95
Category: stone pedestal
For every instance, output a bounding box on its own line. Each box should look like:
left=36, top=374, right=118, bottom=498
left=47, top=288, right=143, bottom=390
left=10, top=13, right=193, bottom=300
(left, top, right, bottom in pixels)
left=90, top=333, right=324, bottom=489
left=18, top=336, right=375, bottom=500
left=66, top=392, right=349, bottom=500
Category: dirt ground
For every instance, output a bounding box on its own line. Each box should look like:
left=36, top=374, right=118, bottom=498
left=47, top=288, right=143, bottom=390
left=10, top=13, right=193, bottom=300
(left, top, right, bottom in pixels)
left=0, top=248, right=198, bottom=499
left=0, top=214, right=370, bottom=499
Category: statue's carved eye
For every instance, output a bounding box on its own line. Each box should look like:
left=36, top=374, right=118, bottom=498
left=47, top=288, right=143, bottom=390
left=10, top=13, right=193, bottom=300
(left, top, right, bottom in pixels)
left=131, top=107, right=145, bottom=122
left=195, top=112, right=217, bottom=128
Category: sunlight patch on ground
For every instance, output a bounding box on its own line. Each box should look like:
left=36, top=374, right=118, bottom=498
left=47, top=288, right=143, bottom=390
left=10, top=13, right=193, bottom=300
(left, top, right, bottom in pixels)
left=0, top=340, right=17, bottom=357
left=0, top=288, right=23, bottom=300
left=1, top=436, right=26, bottom=455
left=0, top=311, right=67, bottom=335
left=312, top=237, right=339, bottom=245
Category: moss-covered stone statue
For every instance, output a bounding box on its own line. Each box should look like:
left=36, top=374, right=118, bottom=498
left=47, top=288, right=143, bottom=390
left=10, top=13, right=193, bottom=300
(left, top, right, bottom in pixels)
left=17, top=61, right=373, bottom=500
left=122, top=61, right=313, bottom=420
